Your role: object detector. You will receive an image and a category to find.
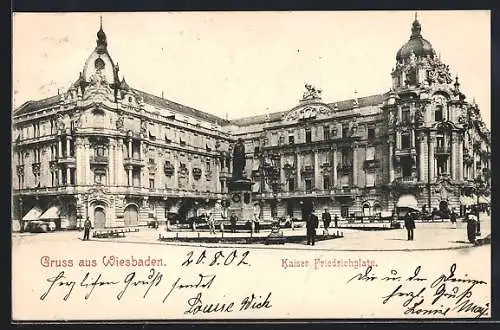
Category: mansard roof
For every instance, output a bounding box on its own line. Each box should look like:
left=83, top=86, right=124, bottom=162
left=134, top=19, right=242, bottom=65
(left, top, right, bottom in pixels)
left=132, top=89, right=229, bottom=125
left=14, top=95, right=62, bottom=116
left=230, top=93, right=388, bottom=126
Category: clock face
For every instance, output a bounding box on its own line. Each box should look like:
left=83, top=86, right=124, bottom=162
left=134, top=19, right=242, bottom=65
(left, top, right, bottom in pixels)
left=94, top=58, right=105, bottom=71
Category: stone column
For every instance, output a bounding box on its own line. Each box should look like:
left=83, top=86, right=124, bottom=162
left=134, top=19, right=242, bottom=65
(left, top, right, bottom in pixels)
left=127, top=167, right=132, bottom=186
left=295, top=152, right=301, bottom=190
left=411, top=130, right=415, bottom=148
left=314, top=150, right=321, bottom=190
left=332, top=149, right=338, bottom=187
left=66, top=167, right=71, bottom=185
left=66, top=136, right=71, bottom=157
left=84, top=139, right=91, bottom=185
left=429, top=133, right=435, bottom=182
left=138, top=140, right=142, bottom=160
left=280, top=154, right=286, bottom=186
left=58, top=138, right=63, bottom=158
left=75, top=138, right=84, bottom=185
left=109, top=140, right=115, bottom=186
left=388, top=140, right=394, bottom=183
left=352, top=145, right=358, bottom=186
left=215, top=158, right=221, bottom=192
left=450, top=132, right=457, bottom=180
left=58, top=168, right=63, bottom=185
left=458, top=136, right=463, bottom=181
left=173, top=154, right=179, bottom=189
left=128, top=139, right=132, bottom=158
left=418, top=134, right=425, bottom=182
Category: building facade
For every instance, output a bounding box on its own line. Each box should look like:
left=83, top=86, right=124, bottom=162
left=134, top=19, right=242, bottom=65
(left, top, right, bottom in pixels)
left=12, top=17, right=490, bottom=229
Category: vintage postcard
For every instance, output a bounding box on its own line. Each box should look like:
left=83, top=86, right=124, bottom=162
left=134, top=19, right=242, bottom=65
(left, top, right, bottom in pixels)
left=11, top=11, right=491, bottom=320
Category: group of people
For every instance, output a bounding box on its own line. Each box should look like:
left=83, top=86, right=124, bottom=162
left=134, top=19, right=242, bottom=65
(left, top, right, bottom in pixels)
left=305, top=209, right=340, bottom=246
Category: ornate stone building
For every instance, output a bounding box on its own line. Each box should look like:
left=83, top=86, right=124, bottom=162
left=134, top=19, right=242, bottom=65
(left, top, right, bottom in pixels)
left=12, top=16, right=490, bottom=229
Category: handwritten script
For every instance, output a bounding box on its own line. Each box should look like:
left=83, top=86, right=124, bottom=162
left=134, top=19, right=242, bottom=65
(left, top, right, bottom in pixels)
left=347, top=263, right=489, bottom=318
left=38, top=249, right=272, bottom=315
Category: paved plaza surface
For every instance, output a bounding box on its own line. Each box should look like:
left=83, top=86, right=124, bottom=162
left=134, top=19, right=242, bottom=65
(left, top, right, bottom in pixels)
left=13, top=214, right=491, bottom=252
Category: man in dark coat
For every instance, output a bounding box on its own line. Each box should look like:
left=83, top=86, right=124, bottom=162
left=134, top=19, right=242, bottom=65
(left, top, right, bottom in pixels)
left=306, top=210, right=319, bottom=246
left=334, top=214, right=339, bottom=228
left=404, top=212, right=415, bottom=241
left=83, top=217, right=92, bottom=241
left=230, top=213, right=237, bottom=233
left=322, top=208, right=331, bottom=235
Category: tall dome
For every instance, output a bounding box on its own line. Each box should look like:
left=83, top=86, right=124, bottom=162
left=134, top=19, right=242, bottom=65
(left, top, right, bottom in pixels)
left=396, top=15, right=435, bottom=63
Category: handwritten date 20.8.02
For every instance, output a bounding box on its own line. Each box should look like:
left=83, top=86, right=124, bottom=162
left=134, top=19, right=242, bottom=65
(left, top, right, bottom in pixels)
left=181, top=250, right=251, bottom=267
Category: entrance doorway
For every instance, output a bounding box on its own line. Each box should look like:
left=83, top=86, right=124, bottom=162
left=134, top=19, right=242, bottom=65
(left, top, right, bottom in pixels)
left=300, top=200, right=313, bottom=221
left=124, top=204, right=139, bottom=226
left=94, top=207, right=106, bottom=229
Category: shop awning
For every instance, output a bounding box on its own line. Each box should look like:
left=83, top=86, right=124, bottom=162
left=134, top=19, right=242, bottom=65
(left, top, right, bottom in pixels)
left=39, top=205, right=61, bottom=220
left=460, top=195, right=475, bottom=206
left=396, top=194, right=419, bottom=210
left=22, top=206, right=43, bottom=221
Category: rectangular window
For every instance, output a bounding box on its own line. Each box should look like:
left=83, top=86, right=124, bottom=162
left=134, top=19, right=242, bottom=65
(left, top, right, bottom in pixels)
left=220, top=180, right=225, bottom=191
left=342, top=124, right=349, bottom=138
left=254, top=146, right=260, bottom=155
left=288, top=135, right=295, bottom=144
left=278, top=136, right=285, bottom=145
left=402, top=107, right=411, bottom=122
left=366, top=172, right=375, bottom=187
left=149, top=178, right=155, bottom=189
left=305, top=179, right=312, bottom=192
left=401, top=133, right=411, bottom=149
left=368, top=127, right=375, bottom=140
left=323, top=176, right=330, bottom=190
left=305, top=129, right=312, bottom=143
left=323, top=126, right=330, bottom=140
left=288, top=178, right=295, bottom=192
left=94, top=170, right=106, bottom=185
left=435, top=106, right=443, bottom=121
left=206, top=161, right=211, bottom=172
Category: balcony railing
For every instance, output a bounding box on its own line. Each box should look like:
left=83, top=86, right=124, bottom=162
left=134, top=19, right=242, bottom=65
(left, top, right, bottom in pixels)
left=337, top=162, right=353, bottom=172
left=90, top=155, right=109, bottom=165
left=434, top=146, right=451, bottom=154
left=401, top=176, right=417, bottom=183
left=57, top=155, right=76, bottom=164
left=123, top=157, right=144, bottom=167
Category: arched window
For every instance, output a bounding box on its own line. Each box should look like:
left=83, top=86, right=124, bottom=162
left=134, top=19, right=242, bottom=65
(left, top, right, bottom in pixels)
left=93, top=109, right=105, bottom=128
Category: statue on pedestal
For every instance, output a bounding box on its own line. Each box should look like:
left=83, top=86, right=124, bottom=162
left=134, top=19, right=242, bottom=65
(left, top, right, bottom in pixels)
left=232, top=138, right=246, bottom=180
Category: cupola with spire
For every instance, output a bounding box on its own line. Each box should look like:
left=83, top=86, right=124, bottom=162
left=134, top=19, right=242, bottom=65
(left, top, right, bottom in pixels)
left=396, top=13, right=435, bottom=63
left=96, top=16, right=108, bottom=54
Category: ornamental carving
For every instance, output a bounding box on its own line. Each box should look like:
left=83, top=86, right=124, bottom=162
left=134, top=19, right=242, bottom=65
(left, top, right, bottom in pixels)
left=301, top=84, right=322, bottom=101
left=16, top=165, right=24, bottom=176
left=283, top=104, right=331, bottom=121
left=192, top=167, right=202, bottom=180
left=179, top=163, right=188, bottom=177
left=83, top=68, right=115, bottom=102
left=116, top=113, right=124, bottom=131
left=32, top=163, right=41, bottom=175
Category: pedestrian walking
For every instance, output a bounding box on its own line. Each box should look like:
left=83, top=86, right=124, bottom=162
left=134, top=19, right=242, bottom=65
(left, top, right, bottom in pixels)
left=334, top=214, right=339, bottom=228
left=230, top=213, right=237, bottom=233
left=322, top=208, right=331, bottom=236
left=207, top=212, right=216, bottom=234
left=404, top=212, right=415, bottom=241
left=306, top=210, right=319, bottom=246
left=466, top=212, right=478, bottom=243
left=83, top=217, right=92, bottom=241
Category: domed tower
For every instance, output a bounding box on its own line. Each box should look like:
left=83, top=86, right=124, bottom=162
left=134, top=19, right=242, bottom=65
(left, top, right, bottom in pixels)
left=81, top=17, right=120, bottom=89
left=384, top=14, right=467, bottom=215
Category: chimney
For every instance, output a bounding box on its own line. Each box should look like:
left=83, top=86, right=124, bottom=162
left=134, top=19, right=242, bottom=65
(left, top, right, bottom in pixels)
left=161, top=91, right=164, bottom=99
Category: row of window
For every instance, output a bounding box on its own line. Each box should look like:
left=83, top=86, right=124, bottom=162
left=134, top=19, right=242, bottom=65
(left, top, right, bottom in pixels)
left=264, top=125, right=376, bottom=147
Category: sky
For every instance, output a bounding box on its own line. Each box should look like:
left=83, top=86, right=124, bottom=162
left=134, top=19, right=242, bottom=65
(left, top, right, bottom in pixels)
left=12, top=11, right=490, bottom=127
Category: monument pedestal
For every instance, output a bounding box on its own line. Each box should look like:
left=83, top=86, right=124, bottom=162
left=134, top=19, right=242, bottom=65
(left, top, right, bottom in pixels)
left=228, top=178, right=254, bottom=221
